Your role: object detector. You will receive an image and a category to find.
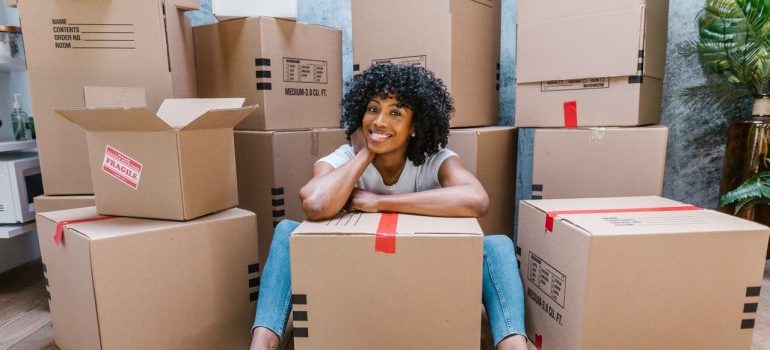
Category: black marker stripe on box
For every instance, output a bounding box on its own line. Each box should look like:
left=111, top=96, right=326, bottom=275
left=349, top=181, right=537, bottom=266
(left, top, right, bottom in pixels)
left=272, top=187, right=285, bottom=196
left=531, top=184, right=543, bottom=192
left=256, top=70, right=272, bottom=78
left=250, top=291, right=259, bottom=302
left=273, top=210, right=285, bottom=217
left=741, top=319, right=755, bottom=329
left=248, top=263, right=259, bottom=274
left=272, top=199, right=285, bottom=206
left=628, top=76, right=643, bottom=84
left=255, top=58, right=271, bottom=66
left=293, top=311, right=308, bottom=321
left=249, top=277, right=260, bottom=288
left=292, top=294, right=307, bottom=305
left=744, top=303, right=758, bottom=313
left=747, top=286, right=761, bottom=297
left=257, top=83, right=272, bottom=90
left=531, top=195, right=543, bottom=200
left=638, top=49, right=644, bottom=58
left=294, top=328, right=309, bottom=338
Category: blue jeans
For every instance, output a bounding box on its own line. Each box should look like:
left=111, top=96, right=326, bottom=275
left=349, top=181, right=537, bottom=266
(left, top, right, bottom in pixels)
left=253, top=220, right=526, bottom=346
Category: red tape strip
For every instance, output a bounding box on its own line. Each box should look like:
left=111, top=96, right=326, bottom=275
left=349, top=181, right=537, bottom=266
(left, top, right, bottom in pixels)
left=563, top=100, right=577, bottom=127
left=534, top=333, right=543, bottom=350
left=54, top=216, right=117, bottom=245
left=375, top=212, right=398, bottom=254
left=545, top=205, right=702, bottom=232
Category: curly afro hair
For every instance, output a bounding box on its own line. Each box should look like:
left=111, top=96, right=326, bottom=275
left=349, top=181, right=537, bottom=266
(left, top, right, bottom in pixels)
left=341, top=64, right=453, bottom=166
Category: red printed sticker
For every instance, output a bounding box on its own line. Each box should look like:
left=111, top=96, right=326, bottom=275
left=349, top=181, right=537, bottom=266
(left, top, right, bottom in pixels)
left=102, top=146, right=142, bottom=190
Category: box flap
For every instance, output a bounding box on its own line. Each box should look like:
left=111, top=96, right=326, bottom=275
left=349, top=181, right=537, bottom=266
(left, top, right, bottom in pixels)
left=295, top=212, right=482, bottom=235
left=523, top=196, right=770, bottom=236
left=56, top=107, right=173, bottom=132
left=181, top=105, right=257, bottom=130
left=516, top=7, right=645, bottom=82
left=84, top=86, right=147, bottom=109
left=172, top=0, right=200, bottom=10
left=155, top=98, right=246, bottom=128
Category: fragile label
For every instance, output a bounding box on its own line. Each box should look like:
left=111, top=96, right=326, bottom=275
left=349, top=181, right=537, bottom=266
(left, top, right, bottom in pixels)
left=541, top=77, right=610, bottom=92
left=527, top=252, right=566, bottom=308
left=50, top=18, right=136, bottom=50
left=283, top=57, right=328, bottom=84
left=102, top=146, right=142, bottom=190
left=373, top=55, right=427, bottom=68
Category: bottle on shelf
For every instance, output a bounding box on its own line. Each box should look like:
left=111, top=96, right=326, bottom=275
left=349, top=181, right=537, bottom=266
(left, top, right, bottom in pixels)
left=10, top=93, right=28, bottom=141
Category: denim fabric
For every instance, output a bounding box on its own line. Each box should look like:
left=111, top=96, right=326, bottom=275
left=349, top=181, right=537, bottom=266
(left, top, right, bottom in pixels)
left=253, top=221, right=526, bottom=345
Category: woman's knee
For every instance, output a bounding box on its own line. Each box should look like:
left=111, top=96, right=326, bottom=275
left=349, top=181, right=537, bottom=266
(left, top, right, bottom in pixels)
left=483, top=235, right=515, bottom=259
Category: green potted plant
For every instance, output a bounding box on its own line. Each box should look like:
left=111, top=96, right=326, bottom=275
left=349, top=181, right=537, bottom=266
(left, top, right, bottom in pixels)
left=681, top=0, right=770, bottom=257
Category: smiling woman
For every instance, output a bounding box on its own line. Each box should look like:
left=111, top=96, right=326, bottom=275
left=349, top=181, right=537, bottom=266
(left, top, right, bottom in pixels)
left=250, top=64, right=528, bottom=350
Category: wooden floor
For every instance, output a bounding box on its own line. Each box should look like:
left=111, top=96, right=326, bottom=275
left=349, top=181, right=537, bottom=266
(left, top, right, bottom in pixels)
left=1, top=260, right=769, bottom=350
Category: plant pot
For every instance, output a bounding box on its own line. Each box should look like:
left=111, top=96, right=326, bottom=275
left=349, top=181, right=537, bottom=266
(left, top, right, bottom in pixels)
left=720, top=97, right=770, bottom=259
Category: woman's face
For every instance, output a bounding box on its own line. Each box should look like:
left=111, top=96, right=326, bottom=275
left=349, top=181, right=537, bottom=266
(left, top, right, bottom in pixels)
left=362, top=95, right=415, bottom=156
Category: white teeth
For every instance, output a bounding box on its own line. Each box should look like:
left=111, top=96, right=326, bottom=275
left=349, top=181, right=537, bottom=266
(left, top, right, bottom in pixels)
left=369, top=131, right=392, bottom=142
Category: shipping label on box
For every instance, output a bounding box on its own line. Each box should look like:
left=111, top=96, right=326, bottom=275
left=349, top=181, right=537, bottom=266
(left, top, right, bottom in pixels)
left=517, top=196, right=769, bottom=350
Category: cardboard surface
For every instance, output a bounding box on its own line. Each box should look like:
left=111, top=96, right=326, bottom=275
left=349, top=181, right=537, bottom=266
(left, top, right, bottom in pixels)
left=211, top=0, right=297, bottom=20
left=34, top=195, right=95, bottom=213
left=448, top=126, right=516, bottom=235
left=290, top=212, right=482, bottom=350
left=235, top=128, right=347, bottom=268
left=352, top=0, right=501, bottom=127
left=57, top=99, right=254, bottom=221
left=530, top=126, right=667, bottom=199
left=36, top=206, right=258, bottom=350
left=18, top=0, right=198, bottom=195
left=517, top=196, right=769, bottom=350
left=515, top=0, right=668, bottom=127
left=195, top=17, right=342, bottom=130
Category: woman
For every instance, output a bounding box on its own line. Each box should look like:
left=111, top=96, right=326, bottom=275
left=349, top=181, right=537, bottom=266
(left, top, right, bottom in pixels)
left=250, top=64, right=527, bottom=350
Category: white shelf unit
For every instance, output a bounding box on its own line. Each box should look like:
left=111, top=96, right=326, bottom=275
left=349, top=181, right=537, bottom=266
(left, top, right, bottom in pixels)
left=0, top=56, right=25, bottom=72
left=0, top=221, right=35, bottom=239
left=0, top=140, right=35, bottom=152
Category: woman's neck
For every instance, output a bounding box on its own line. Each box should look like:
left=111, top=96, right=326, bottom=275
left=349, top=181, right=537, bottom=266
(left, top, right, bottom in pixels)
left=372, top=149, right=408, bottom=184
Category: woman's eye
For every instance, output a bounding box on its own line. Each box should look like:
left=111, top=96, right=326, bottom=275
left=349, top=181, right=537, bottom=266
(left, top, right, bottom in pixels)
left=367, top=107, right=378, bottom=113
left=391, top=110, right=402, bottom=117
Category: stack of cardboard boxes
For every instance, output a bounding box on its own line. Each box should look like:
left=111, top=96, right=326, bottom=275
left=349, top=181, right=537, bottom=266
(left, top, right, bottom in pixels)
left=513, top=0, right=671, bottom=237
left=192, top=16, right=346, bottom=269
left=353, top=0, right=517, bottom=236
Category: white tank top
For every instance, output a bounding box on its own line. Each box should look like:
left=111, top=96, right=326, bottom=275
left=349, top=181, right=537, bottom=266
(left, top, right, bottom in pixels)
left=316, top=144, right=458, bottom=195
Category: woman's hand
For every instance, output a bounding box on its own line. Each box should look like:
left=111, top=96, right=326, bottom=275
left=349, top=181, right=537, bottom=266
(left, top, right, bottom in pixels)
left=346, top=188, right=381, bottom=213
left=350, top=128, right=368, bottom=155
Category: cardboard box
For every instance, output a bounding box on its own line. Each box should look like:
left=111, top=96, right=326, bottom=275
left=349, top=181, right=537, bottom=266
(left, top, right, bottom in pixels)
left=57, top=99, right=255, bottom=221
left=290, top=212, right=483, bottom=350
left=517, top=196, right=769, bottom=350
left=515, top=0, right=668, bottom=127
left=235, top=128, right=347, bottom=267
left=34, top=195, right=95, bottom=213
left=448, top=126, right=516, bottom=236
left=36, top=206, right=258, bottom=350
left=352, top=0, right=501, bottom=127
left=211, top=0, right=296, bottom=20
left=18, top=0, right=199, bottom=195
left=195, top=17, right=342, bottom=131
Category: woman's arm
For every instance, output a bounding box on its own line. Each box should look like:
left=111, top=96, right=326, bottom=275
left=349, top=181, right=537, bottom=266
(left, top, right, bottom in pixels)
left=347, top=156, right=489, bottom=217
left=299, top=130, right=374, bottom=220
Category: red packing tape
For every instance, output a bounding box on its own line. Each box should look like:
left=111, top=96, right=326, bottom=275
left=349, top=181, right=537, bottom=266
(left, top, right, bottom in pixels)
left=375, top=212, right=398, bottom=254
left=544, top=205, right=702, bottom=232
left=534, top=333, right=543, bottom=349
left=563, top=100, right=577, bottom=127
left=54, top=216, right=117, bottom=245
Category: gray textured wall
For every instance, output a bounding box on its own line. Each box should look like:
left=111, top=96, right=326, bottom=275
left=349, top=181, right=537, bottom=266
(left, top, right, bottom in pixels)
left=189, top=0, right=727, bottom=209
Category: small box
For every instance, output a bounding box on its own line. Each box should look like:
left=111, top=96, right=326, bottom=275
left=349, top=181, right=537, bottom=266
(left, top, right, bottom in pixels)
left=57, top=99, right=254, bottom=221
left=211, top=0, right=296, bottom=20
left=352, top=0, right=501, bottom=127
left=195, top=17, right=342, bottom=131
left=290, top=212, right=483, bottom=350
left=448, top=126, right=516, bottom=235
left=18, top=0, right=199, bottom=194
left=36, top=206, right=258, bottom=350
left=235, top=128, right=347, bottom=268
left=517, top=196, right=769, bottom=350
left=515, top=0, right=669, bottom=127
